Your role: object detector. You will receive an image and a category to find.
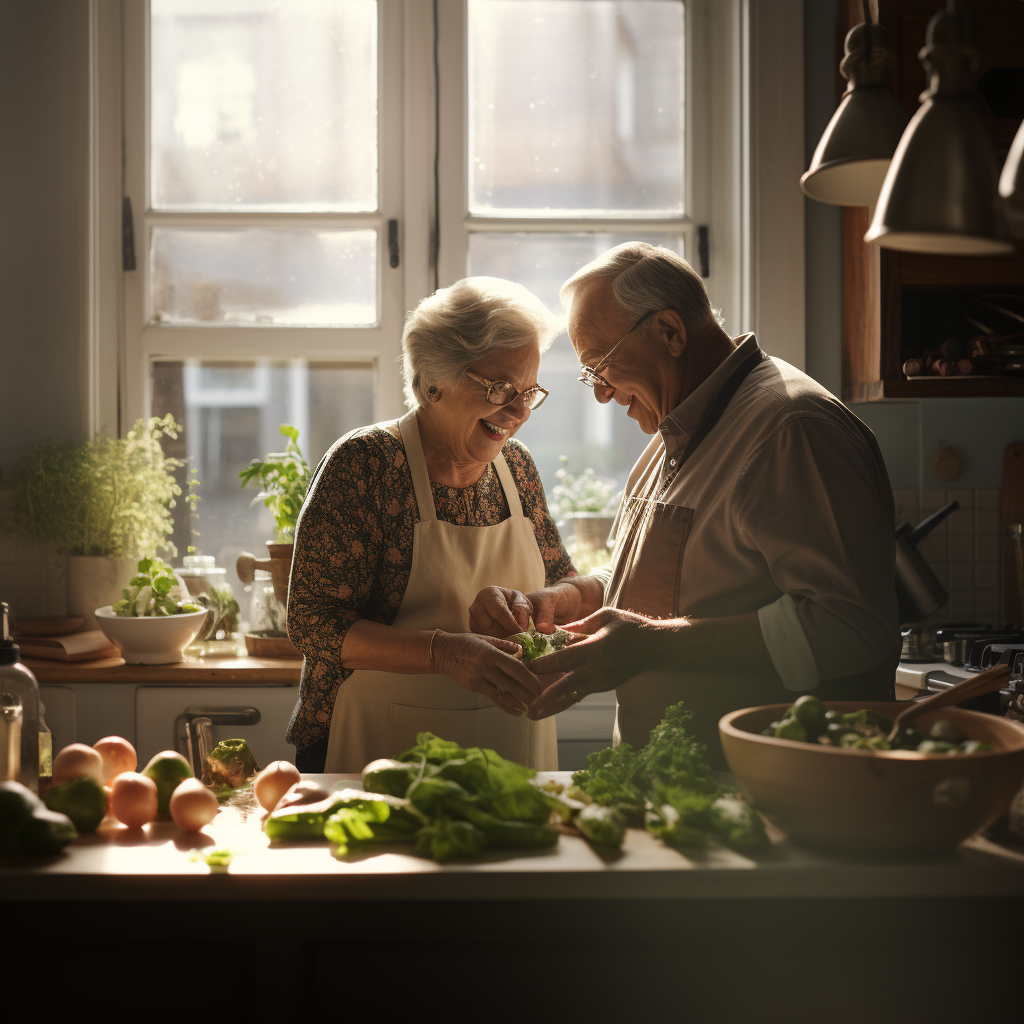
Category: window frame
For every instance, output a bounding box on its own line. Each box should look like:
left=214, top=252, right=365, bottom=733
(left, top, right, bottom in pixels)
left=120, top=0, right=410, bottom=429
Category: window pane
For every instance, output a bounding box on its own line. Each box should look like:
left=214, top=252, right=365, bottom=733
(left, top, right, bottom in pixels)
left=151, top=358, right=376, bottom=608
left=151, top=0, right=377, bottom=211
left=468, top=0, right=684, bottom=215
left=150, top=227, right=377, bottom=325
left=467, top=232, right=685, bottom=500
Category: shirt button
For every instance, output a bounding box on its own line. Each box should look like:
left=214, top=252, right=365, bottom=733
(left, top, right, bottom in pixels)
left=669, top=458, right=676, bottom=466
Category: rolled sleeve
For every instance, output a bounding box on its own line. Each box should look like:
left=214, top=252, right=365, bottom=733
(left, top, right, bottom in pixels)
left=758, top=594, right=819, bottom=691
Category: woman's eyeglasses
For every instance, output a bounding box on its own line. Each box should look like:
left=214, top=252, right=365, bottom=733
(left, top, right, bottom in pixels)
left=576, top=309, right=660, bottom=389
left=464, top=371, right=549, bottom=410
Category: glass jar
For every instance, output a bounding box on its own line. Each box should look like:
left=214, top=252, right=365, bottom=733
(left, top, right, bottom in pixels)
left=248, top=569, right=288, bottom=635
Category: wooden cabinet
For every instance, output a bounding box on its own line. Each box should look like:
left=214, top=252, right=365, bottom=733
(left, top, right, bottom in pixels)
left=841, top=0, right=1024, bottom=401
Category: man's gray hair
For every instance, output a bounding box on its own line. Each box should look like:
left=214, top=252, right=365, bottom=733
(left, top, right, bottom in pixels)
left=402, top=277, right=561, bottom=408
left=560, top=241, right=724, bottom=331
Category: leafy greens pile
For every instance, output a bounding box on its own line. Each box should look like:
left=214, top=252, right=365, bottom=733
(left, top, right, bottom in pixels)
left=571, top=702, right=768, bottom=855
left=265, top=733, right=567, bottom=862
left=263, top=705, right=768, bottom=863
left=509, top=618, right=575, bottom=662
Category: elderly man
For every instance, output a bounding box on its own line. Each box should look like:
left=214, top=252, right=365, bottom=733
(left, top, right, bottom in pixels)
left=470, top=242, right=900, bottom=763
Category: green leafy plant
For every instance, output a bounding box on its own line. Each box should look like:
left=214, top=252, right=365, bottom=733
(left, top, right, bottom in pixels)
left=550, top=456, right=622, bottom=519
left=239, top=424, right=312, bottom=542
left=6, top=415, right=183, bottom=558
left=112, top=556, right=201, bottom=617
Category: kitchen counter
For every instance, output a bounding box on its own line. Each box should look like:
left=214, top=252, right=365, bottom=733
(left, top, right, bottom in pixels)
left=3, top=773, right=1021, bottom=1017
left=5, top=772, right=1024, bottom=903
left=23, top=653, right=302, bottom=685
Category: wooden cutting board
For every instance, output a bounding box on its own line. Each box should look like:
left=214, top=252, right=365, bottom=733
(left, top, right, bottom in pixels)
left=1002, top=443, right=1024, bottom=628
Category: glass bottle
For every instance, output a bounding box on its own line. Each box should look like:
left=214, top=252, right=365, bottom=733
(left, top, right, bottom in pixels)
left=38, top=701, right=52, bottom=781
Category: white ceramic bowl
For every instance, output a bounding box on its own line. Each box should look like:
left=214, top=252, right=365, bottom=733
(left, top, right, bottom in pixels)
left=94, top=606, right=209, bottom=664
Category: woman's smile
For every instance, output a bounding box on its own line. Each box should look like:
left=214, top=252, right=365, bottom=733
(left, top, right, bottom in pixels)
left=480, top=418, right=512, bottom=439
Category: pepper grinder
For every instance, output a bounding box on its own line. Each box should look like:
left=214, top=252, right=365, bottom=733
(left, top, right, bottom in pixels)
left=0, top=601, right=40, bottom=792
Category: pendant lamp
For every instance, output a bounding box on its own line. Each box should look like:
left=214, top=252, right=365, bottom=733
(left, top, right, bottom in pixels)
left=801, top=8, right=909, bottom=206
left=998, top=112, right=1024, bottom=235
left=865, top=1, right=1012, bottom=255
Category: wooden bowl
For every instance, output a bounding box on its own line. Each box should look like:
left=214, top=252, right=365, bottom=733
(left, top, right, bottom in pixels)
left=244, top=632, right=300, bottom=659
left=719, top=701, right=1024, bottom=857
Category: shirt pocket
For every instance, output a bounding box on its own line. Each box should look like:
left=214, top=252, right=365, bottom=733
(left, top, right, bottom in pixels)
left=609, top=499, right=695, bottom=618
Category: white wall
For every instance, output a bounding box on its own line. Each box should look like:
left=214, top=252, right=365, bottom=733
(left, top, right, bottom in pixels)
left=0, top=1, right=89, bottom=475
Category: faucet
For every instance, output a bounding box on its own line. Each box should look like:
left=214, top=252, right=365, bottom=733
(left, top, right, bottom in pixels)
left=0, top=601, right=41, bottom=792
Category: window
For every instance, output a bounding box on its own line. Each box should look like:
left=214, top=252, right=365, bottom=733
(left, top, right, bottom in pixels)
left=122, top=0, right=742, bottom=587
left=124, top=0, right=405, bottom=589
left=439, top=0, right=718, bottom=495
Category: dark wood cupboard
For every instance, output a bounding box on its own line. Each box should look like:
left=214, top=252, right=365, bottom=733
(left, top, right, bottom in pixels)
left=841, top=0, right=1024, bottom=401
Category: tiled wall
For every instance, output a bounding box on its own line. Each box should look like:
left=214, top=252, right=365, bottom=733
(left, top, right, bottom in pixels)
left=0, top=533, right=67, bottom=621
left=892, top=488, right=1004, bottom=626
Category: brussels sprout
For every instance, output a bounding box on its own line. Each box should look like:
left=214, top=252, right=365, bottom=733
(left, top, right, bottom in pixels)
left=792, top=695, right=827, bottom=738
left=774, top=719, right=807, bottom=742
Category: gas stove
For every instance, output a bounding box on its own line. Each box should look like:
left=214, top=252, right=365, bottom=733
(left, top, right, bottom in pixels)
left=897, top=628, right=1024, bottom=715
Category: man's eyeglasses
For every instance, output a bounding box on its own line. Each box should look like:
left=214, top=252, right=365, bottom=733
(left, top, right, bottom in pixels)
left=576, top=309, right=661, bottom=389
left=464, top=371, right=549, bottom=410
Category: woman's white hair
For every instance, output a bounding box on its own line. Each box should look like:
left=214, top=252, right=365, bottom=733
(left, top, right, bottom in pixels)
left=402, top=277, right=561, bottom=408
left=560, top=241, right=724, bottom=331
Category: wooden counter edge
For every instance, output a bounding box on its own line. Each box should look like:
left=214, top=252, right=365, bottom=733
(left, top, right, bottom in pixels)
left=23, top=654, right=302, bottom=685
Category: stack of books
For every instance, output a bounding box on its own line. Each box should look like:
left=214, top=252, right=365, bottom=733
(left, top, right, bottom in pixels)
left=15, top=620, right=120, bottom=662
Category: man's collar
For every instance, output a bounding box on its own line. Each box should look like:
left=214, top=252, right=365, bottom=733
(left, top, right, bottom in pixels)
left=660, top=333, right=760, bottom=446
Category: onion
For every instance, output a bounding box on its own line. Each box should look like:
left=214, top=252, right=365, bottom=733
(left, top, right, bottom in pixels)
left=253, top=761, right=302, bottom=812
left=93, top=736, right=137, bottom=783
left=52, top=743, right=105, bottom=785
left=168, top=778, right=219, bottom=832
left=109, top=772, right=158, bottom=828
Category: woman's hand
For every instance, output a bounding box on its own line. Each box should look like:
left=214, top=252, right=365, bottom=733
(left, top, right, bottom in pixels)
left=433, top=631, right=547, bottom=716
left=469, top=582, right=583, bottom=637
left=525, top=607, right=653, bottom=720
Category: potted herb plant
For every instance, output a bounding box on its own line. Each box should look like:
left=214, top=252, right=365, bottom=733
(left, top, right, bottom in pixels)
left=239, top=424, right=311, bottom=609
left=550, top=456, right=623, bottom=553
left=6, top=415, right=184, bottom=628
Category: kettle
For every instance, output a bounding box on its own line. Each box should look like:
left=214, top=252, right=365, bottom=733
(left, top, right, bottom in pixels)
left=895, top=500, right=959, bottom=625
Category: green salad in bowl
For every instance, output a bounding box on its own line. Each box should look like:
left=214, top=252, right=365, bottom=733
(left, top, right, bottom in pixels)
left=112, top=557, right=201, bottom=617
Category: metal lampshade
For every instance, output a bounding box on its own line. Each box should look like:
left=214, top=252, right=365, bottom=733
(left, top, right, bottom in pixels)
left=801, top=21, right=909, bottom=207
left=865, top=3, right=1012, bottom=255
left=998, top=121, right=1024, bottom=235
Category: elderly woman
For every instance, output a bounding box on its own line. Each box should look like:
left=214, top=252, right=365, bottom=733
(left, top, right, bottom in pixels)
left=286, top=277, right=577, bottom=773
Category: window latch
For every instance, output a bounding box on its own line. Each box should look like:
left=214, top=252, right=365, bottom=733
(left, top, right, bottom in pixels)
left=122, top=196, right=137, bottom=272
left=388, top=219, right=400, bottom=268
left=698, top=225, right=709, bottom=278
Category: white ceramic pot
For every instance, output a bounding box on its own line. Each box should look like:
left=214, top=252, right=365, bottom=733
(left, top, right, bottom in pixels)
left=66, top=556, right=138, bottom=630
left=94, top=606, right=209, bottom=664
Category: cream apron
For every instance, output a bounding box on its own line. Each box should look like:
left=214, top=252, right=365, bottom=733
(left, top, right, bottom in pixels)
left=324, top=409, right=558, bottom=773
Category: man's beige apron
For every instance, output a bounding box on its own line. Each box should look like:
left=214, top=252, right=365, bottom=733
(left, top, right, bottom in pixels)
left=324, top=408, right=557, bottom=773
left=606, top=350, right=787, bottom=763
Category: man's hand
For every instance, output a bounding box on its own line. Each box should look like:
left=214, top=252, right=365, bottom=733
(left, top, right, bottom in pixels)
left=526, top=606, right=653, bottom=719
left=469, top=582, right=584, bottom=638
